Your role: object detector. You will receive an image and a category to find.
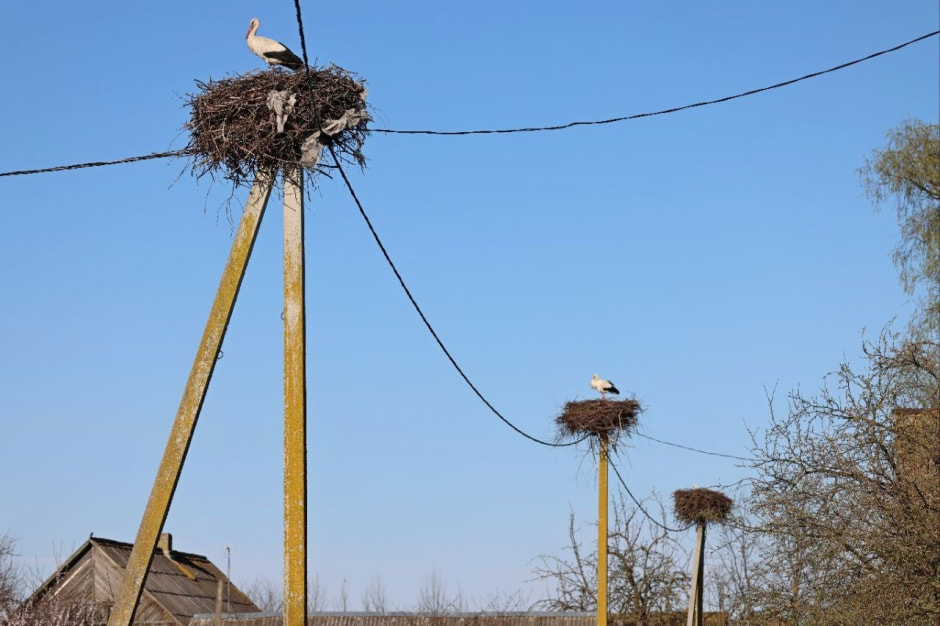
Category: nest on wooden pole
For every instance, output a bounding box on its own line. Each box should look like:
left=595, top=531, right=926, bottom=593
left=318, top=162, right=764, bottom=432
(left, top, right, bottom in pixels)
left=184, top=66, right=369, bottom=188
left=555, top=399, right=642, bottom=451
left=672, top=488, right=733, bottom=526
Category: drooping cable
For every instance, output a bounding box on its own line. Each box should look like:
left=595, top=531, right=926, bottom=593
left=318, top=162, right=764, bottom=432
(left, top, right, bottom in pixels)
left=608, top=454, right=694, bottom=533
left=325, top=141, right=586, bottom=448
left=288, top=5, right=585, bottom=448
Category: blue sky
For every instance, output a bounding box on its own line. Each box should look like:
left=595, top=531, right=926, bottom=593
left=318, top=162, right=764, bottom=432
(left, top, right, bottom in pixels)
left=1, top=0, right=937, bottom=611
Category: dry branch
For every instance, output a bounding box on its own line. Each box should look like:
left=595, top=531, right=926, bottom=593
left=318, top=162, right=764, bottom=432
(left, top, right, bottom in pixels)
left=184, top=66, right=369, bottom=187
left=672, top=488, right=733, bottom=525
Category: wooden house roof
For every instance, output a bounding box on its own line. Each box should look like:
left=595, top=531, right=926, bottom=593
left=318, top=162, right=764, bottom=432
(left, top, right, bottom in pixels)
left=29, top=535, right=260, bottom=625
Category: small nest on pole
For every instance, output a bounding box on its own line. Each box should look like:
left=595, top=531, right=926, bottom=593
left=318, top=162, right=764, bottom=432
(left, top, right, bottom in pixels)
left=673, top=488, right=733, bottom=525
left=555, top=399, right=642, bottom=449
left=184, top=66, right=369, bottom=187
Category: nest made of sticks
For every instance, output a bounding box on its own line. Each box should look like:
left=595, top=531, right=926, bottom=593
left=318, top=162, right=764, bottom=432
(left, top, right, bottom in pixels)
left=673, top=488, right=733, bottom=525
left=184, top=66, right=369, bottom=187
left=556, top=399, right=642, bottom=448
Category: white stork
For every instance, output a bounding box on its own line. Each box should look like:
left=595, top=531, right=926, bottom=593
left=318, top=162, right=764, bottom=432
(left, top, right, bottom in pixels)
left=590, top=374, right=620, bottom=400
left=246, top=18, right=305, bottom=71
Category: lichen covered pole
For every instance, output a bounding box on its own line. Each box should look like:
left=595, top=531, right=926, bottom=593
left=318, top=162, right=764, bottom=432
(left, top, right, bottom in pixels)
left=282, top=166, right=308, bottom=625
left=597, top=431, right=609, bottom=626
left=555, top=397, right=642, bottom=626
left=108, top=171, right=275, bottom=626
left=686, top=522, right=706, bottom=626
left=672, top=487, right=733, bottom=626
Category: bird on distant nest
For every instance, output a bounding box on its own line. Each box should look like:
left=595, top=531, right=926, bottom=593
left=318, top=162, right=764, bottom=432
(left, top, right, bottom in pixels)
left=246, top=17, right=305, bottom=71
left=591, top=374, right=620, bottom=400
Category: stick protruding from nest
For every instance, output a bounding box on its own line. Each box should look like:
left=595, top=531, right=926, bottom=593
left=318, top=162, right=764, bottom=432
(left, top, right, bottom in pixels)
left=673, top=488, right=733, bottom=525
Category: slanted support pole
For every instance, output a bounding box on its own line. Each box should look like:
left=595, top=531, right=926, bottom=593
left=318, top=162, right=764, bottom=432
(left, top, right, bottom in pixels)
left=686, top=521, right=706, bottom=626
left=597, top=432, right=609, bottom=626
left=282, top=166, right=308, bottom=625
left=108, top=170, right=275, bottom=626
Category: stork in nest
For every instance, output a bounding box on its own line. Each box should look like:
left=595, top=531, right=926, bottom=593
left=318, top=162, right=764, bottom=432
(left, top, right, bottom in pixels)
left=246, top=17, right=305, bottom=71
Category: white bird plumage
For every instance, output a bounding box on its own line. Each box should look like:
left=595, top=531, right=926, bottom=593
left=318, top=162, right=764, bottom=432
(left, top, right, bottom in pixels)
left=590, top=373, right=620, bottom=399
left=246, top=18, right=305, bottom=71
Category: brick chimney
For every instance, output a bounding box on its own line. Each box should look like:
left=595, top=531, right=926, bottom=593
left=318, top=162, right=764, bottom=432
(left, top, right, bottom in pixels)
left=157, top=533, right=173, bottom=558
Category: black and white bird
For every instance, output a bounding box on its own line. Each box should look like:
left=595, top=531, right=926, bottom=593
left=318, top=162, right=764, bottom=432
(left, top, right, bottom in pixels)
left=246, top=18, right=305, bottom=71
left=590, top=374, right=620, bottom=399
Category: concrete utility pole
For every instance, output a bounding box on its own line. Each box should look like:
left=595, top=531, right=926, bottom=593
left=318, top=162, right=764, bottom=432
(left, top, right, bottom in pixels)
left=282, top=167, right=308, bottom=626
left=110, top=166, right=312, bottom=626
left=108, top=171, right=275, bottom=626
left=597, top=432, right=609, bottom=626
left=686, top=522, right=706, bottom=626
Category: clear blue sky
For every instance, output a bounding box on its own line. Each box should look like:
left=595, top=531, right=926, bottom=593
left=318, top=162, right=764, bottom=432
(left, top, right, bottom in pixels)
left=1, top=0, right=937, bottom=611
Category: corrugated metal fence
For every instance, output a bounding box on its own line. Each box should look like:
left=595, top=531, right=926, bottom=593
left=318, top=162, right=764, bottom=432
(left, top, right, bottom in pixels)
left=190, top=614, right=597, bottom=626
left=189, top=613, right=718, bottom=626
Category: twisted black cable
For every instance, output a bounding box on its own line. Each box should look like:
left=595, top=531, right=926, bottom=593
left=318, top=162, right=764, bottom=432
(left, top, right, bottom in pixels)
left=635, top=432, right=756, bottom=462
left=325, top=142, right=585, bottom=448
left=0, top=150, right=187, bottom=178
left=287, top=4, right=583, bottom=448
left=370, top=30, right=939, bottom=135
left=608, top=454, right=694, bottom=533
left=2, top=30, right=934, bottom=179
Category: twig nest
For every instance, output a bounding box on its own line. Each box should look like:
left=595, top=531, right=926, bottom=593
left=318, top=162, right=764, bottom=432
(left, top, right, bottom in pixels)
left=556, top=399, right=642, bottom=449
left=673, top=488, right=733, bottom=525
left=184, top=66, right=369, bottom=187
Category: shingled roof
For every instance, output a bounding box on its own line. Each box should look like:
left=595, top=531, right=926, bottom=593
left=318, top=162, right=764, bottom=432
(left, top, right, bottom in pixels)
left=27, top=534, right=260, bottom=625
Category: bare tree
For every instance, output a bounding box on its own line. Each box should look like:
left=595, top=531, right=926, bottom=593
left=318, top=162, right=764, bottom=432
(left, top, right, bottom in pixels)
left=531, top=512, right=596, bottom=612
left=533, top=495, right=689, bottom=620
left=710, top=520, right=760, bottom=624
left=360, top=574, right=387, bottom=614
left=0, top=533, right=23, bottom=615
left=0, top=535, right=102, bottom=626
left=240, top=576, right=282, bottom=614
left=745, top=330, right=939, bottom=623
left=307, top=573, right=326, bottom=613
left=471, top=587, right=535, bottom=615
left=416, top=569, right=463, bottom=616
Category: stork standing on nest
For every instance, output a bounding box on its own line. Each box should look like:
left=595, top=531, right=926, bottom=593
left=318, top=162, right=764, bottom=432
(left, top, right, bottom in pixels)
left=246, top=18, right=305, bottom=71
left=591, top=374, right=620, bottom=400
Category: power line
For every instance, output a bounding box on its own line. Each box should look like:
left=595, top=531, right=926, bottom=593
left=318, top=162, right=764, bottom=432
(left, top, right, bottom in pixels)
left=283, top=6, right=584, bottom=449
left=370, top=30, right=939, bottom=136
left=1, top=30, right=935, bottom=179
left=635, top=432, right=756, bottom=462
left=608, top=454, right=693, bottom=533
left=324, top=144, right=584, bottom=448
left=0, top=150, right=187, bottom=178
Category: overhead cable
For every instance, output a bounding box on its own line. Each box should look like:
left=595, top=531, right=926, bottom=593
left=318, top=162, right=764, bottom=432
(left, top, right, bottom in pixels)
left=370, top=30, right=939, bottom=136
left=286, top=4, right=585, bottom=448
left=636, top=432, right=756, bottom=462
left=1, top=30, right=935, bottom=179
left=608, top=454, right=694, bottom=533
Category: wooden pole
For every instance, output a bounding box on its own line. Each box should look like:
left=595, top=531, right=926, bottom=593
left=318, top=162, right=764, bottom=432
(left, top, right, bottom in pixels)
left=108, top=171, right=275, bottom=626
left=686, top=522, right=706, bottom=626
left=597, top=432, right=609, bottom=626
left=282, top=167, right=308, bottom=626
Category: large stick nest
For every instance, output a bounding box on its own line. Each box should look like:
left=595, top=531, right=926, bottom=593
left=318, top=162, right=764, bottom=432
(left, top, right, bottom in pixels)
left=556, top=399, right=642, bottom=448
left=184, top=66, right=369, bottom=187
left=673, top=488, right=733, bottom=525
